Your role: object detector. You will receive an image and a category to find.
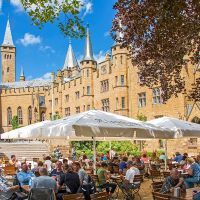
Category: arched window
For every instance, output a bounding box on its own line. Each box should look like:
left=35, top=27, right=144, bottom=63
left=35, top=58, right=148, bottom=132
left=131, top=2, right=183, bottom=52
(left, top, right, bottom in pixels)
left=4, top=54, right=6, bottom=59
left=7, top=55, right=9, bottom=59
left=7, top=107, right=12, bottom=125
left=17, top=107, right=23, bottom=124
left=41, top=112, right=45, bottom=121
left=10, top=55, right=11, bottom=59
left=120, top=55, right=123, bottom=64
left=7, top=67, right=9, bottom=72
left=28, top=106, right=32, bottom=124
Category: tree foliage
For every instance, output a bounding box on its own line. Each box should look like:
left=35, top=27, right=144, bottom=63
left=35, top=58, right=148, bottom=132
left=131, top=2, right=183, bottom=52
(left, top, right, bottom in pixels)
left=136, top=113, right=147, bottom=121
left=11, top=116, right=19, bottom=130
left=20, top=0, right=85, bottom=38
left=111, top=0, right=200, bottom=102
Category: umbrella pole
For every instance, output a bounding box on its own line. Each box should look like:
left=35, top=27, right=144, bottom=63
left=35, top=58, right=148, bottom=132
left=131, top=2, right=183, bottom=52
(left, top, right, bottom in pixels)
left=109, top=141, right=112, bottom=159
left=93, top=137, right=96, bottom=175
left=164, top=139, right=168, bottom=171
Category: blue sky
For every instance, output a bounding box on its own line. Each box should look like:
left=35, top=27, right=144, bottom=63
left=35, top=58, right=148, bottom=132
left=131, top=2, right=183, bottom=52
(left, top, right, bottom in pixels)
left=0, top=0, right=116, bottom=81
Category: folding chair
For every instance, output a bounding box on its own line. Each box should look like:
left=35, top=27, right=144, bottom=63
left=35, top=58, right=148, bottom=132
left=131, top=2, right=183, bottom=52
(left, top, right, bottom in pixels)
left=62, top=193, right=85, bottom=200
left=151, top=181, right=163, bottom=192
left=152, top=191, right=170, bottom=200
left=90, top=192, right=109, bottom=200
left=150, top=170, right=162, bottom=182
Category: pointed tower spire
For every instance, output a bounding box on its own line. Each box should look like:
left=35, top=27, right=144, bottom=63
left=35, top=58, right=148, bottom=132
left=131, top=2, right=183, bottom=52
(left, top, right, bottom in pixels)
left=20, top=67, right=25, bottom=81
left=82, top=25, right=95, bottom=61
left=62, top=39, right=78, bottom=70
left=20, top=67, right=24, bottom=77
left=2, top=18, right=14, bottom=47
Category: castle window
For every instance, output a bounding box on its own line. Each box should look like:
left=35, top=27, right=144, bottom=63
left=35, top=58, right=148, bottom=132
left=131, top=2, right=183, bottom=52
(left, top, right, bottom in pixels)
left=55, top=98, right=58, bottom=106
left=115, top=76, right=118, bottom=86
left=41, top=112, right=45, bottom=121
left=87, top=86, right=90, bottom=95
left=121, top=75, right=125, bottom=86
left=7, top=107, right=12, bottom=125
left=75, top=91, right=80, bottom=99
left=74, top=79, right=76, bottom=86
left=28, top=106, right=32, bottom=125
left=87, top=69, right=89, bottom=77
left=122, top=97, right=125, bottom=109
left=10, top=55, right=11, bottom=59
left=153, top=87, right=162, bottom=104
left=7, top=67, right=9, bottom=72
left=4, top=54, right=6, bottom=59
left=76, top=106, right=80, bottom=114
left=101, top=80, right=109, bottom=92
left=102, top=98, right=110, bottom=112
left=65, top=95, right=69, bottom=102
left=86, top=61, right=89, bottom=64
left=7, top=55, right=9, bottom=59
left=65, top=107, right=70, bottom=116
left=138, top=92, right=146, bottom=108
left=17, top=107, right=23, bottom=124
left=120, top=55, right=123, bottom=64
left=87, top=105, right=90, bottom=111
left=116, top=97, right=119, bottom=110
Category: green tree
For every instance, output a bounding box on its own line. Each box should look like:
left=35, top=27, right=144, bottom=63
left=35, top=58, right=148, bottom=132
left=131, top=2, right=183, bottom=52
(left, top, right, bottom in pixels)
left=20, top=0, right=85, bottom=38
left=112, top=0, right=200, bottom=102
left=11, top=116, right=19, bottom=130
left=136, top=113, right=147, bottom=122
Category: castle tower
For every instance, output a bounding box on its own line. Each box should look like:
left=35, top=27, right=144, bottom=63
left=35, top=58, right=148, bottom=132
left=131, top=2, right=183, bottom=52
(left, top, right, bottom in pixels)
left=80, top=26, right=96, bottom=110
left=62, top=39, right=79, bottom=78
left=1, top=19, right=16, bottom=83
left=19, top=67, right=25, bottom=81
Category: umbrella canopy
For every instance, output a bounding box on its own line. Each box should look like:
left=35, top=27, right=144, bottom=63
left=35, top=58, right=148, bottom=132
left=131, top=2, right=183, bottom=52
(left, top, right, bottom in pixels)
left=148, top=117, right=200, bottom=138
left=1, top=110, right=173, bottom=140
left=1, top=120, right=51, bottom=139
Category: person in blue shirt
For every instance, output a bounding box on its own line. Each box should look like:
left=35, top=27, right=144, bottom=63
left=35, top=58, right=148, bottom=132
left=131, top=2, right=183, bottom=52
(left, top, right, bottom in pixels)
left=17, top=162, right=35, bottom=186
left=184, top=158, right=200, bottom=188
left=173, top=152, right=183, bottom=163
left=119, top=157, right=128, bottom=173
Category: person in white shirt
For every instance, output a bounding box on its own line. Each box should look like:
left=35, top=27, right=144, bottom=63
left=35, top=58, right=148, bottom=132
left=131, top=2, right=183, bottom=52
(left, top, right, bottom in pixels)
left=125, top=161, right=140, bottom=184
left=44, top=156, right=52, bottom=173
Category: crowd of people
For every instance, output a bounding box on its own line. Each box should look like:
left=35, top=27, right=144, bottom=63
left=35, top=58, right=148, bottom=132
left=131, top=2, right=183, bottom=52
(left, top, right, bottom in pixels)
left=0, top=150, right=200, bottom=199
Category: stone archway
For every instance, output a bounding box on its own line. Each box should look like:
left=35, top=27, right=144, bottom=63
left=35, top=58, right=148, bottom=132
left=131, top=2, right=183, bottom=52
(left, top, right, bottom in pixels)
left=191, top=116, right=200, bottom=124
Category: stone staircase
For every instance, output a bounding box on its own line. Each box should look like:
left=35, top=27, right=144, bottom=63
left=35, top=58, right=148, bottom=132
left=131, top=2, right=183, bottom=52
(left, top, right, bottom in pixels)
left=0, top=141, right=49, bottom=162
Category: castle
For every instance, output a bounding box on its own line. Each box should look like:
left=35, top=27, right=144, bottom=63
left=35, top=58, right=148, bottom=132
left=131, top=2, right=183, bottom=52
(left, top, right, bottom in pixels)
left=0, top=19, right=200, bottom=155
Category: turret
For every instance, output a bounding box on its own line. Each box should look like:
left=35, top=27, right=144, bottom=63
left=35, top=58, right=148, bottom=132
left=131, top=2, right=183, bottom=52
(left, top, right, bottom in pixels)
left=1, top=18, right=16, bottom=83
left=19, top=67, right=25, bottom=82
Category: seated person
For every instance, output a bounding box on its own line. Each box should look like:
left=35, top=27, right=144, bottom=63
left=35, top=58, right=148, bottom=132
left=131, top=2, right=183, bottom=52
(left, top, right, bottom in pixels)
left=159, top=153, right=168, bottom=162
left=17, top=162, right=35, bottom=186
left=72, top=162, right=88, bottom=185
left=57, top=164, right=80, bottom=200
left=184, top=158, right=200, bottom=188
left=119, top=157, right=128, bottom=174
left=97, top=162, right=117, bottom=196
left=133, top=157, right=145, bottom=174
left=173, top=152, right=183, bottom=163
left=160, top=169, right=185, bottom=194
left=31, top=167, right=57, bottom=192
left=121, top=160, right=140, bottom=190
left=50, top=160, right=64, bottom=181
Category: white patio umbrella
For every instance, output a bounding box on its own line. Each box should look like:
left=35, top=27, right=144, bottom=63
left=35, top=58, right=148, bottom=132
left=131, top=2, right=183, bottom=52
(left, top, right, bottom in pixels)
left=148, top=116, right=200, bottom=138
left=34, top=110, right=173, bottom=140
left=1, top=120, right=51, bottom=140
left=148, top=116, right=200, bottom=170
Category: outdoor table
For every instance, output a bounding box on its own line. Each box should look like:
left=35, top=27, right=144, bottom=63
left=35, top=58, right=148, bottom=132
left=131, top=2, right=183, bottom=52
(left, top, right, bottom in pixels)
left=169, top=187, right=200, bottom=200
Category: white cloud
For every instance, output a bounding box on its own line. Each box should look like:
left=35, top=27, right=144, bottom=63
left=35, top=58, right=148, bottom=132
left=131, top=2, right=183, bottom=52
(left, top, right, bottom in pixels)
left=39, top=45, right=55, bottom=54
left=10, top=0, right=23, bottom=12
left=18, top=33, right=42, bottom=46
left=80, top=0, right=93, bottom=17
left=36, top=72, right=52, bottom=81
left=94, top=50, right=106, bottom=63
